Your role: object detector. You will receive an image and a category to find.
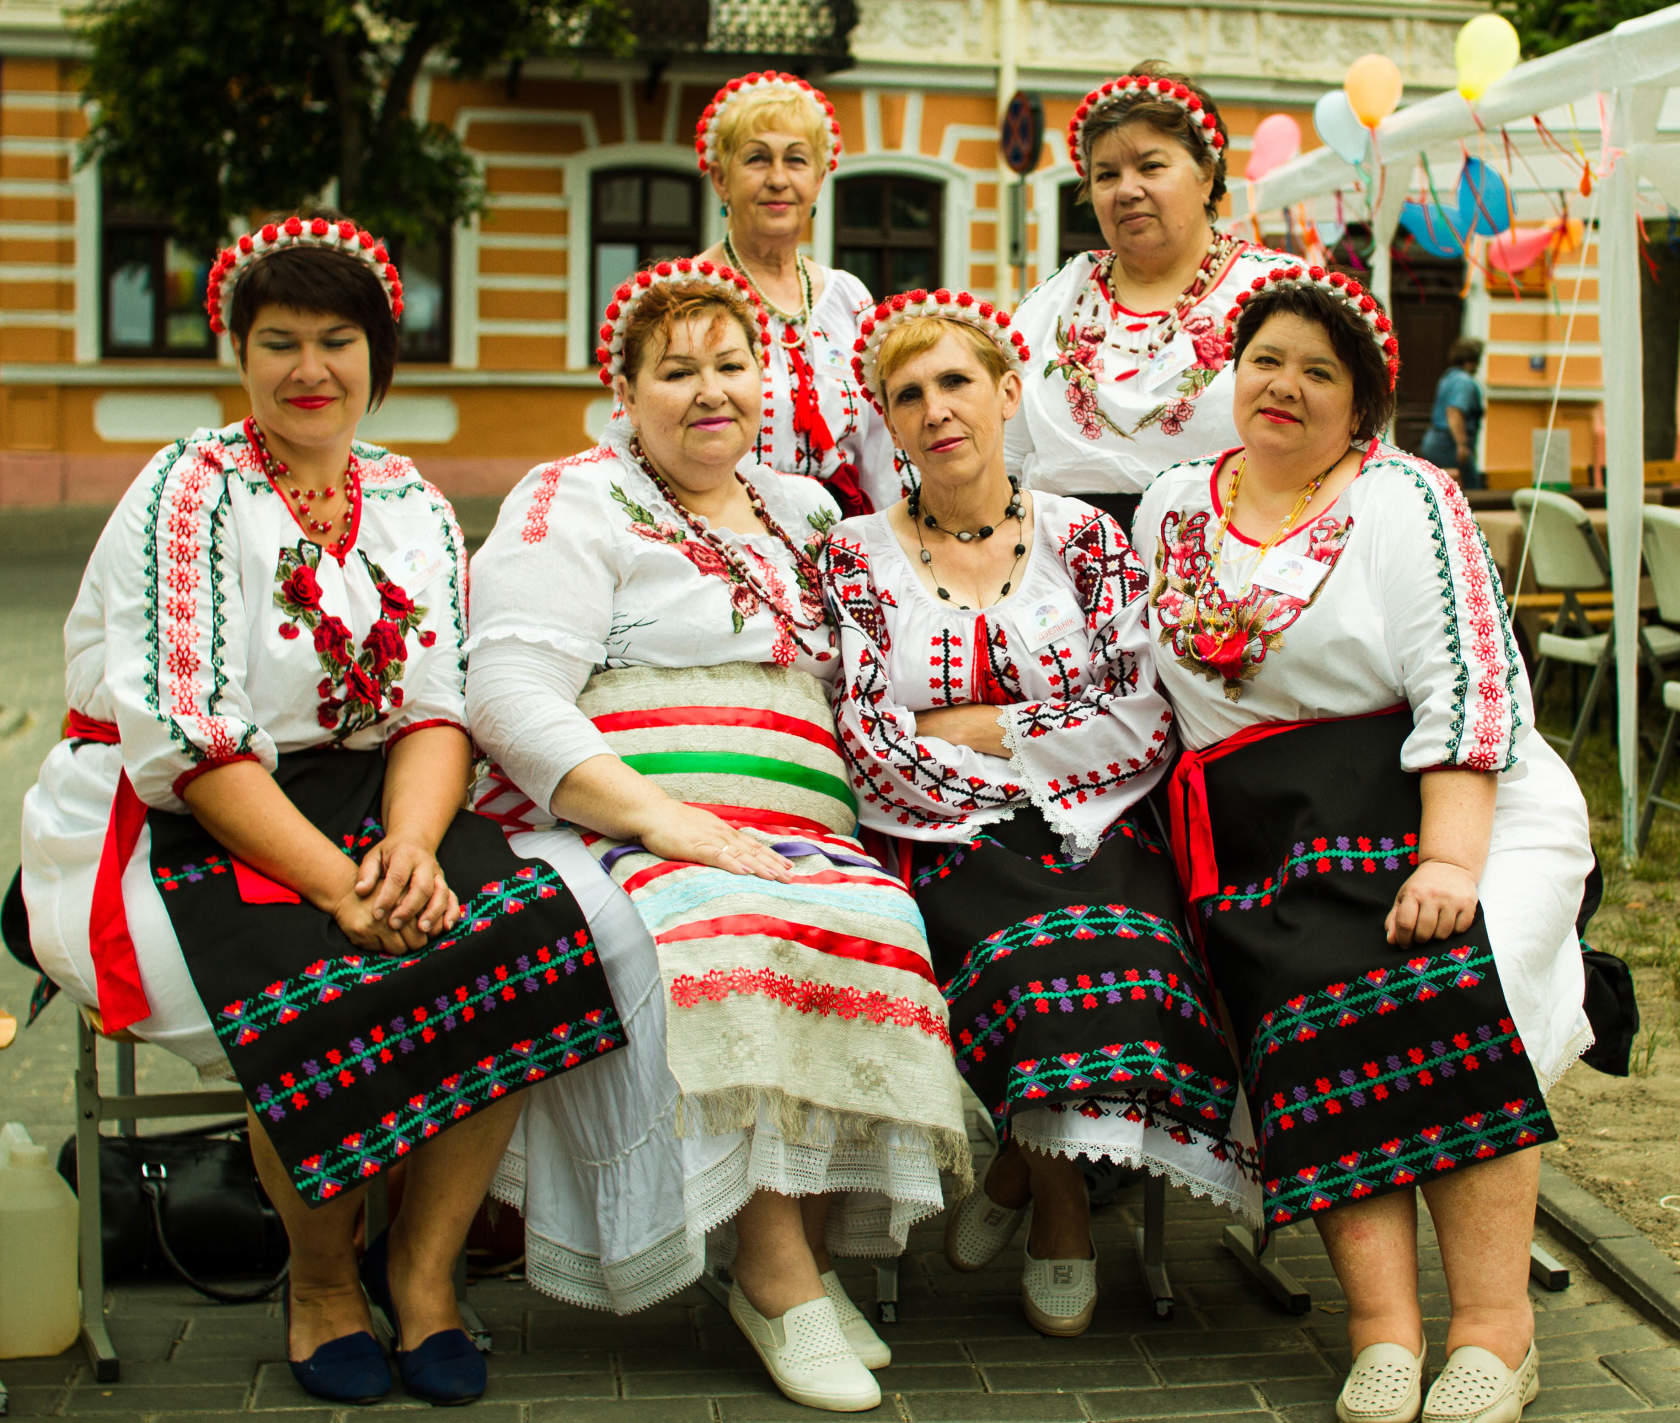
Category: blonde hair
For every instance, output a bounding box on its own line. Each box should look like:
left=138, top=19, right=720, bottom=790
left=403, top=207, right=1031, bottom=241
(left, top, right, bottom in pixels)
left=620, top=278, right=762, bottom=382
left=713, top=92, right=829, bottom=173
left=875, top=316, right=1011, bottom=407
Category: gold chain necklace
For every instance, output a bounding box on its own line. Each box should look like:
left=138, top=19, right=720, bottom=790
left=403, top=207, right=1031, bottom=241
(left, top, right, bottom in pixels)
left=723, top=233, right=811, bottom=335
left=1209, top=452, right=1339, bottom=591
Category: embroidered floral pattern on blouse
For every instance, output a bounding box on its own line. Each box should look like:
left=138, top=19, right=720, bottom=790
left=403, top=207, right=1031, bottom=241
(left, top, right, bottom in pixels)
left=1151, top=507, right=1353, bottom=702
left=821, top=535, right=897, bottom=651
left=274, top=540, right=430, bottom=739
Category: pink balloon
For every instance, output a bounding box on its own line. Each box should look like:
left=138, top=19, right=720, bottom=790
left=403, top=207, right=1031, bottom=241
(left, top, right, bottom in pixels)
left=1246, top=113, right=1302, bottom=182
left=1487, top=225, right=1556, bottom=274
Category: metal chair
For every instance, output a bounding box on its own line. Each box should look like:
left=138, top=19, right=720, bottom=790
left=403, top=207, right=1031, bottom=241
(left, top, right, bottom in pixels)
left=1514, top=489, right=1615, bottom=765
left=1637, top=680, right=1680, bottom=853
left=1639, top=505, right=1680, bottom=680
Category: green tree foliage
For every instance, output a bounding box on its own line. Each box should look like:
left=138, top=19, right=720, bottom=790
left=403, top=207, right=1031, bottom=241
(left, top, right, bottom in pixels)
left=1502, top=0, right=1673, bottom=56
left=76, top=0, right=633, bottom=252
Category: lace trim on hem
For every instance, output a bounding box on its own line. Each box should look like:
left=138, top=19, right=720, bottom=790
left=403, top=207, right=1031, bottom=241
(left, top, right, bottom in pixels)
left=998, top=716, right=1109, bottom=864
left=1534, top=1019, right=1595, bottom=1097
left=1006, top=1126, right=1259, bottom=1223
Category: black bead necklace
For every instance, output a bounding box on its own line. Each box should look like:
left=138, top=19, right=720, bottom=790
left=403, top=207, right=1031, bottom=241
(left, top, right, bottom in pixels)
left=909, top=475, right=1027, bottom=609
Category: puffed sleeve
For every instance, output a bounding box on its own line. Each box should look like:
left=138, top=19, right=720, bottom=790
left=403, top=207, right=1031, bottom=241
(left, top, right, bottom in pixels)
left=98, top=434, right=277, bottom=809
left=818, top=531, right=1026, bottom=840
left=1373, top=455, right=1522, bottom=773
left=384, top=472, right=470, bottom=743
left=999, top=507, right=1175, bottom=857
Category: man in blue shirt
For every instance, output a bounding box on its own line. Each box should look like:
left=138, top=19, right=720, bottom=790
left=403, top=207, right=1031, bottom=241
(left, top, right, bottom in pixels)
left=1419, top=338, right=1486, bottom=489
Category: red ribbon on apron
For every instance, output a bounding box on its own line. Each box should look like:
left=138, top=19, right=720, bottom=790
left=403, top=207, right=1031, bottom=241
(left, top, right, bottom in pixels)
left=65, top=711, right=154, bottom=1032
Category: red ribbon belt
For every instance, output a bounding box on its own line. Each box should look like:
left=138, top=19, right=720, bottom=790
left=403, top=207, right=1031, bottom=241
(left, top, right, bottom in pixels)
left=66, top=711, right=154, bottom=1032
left=1165, top=705, right=1411, bottom=910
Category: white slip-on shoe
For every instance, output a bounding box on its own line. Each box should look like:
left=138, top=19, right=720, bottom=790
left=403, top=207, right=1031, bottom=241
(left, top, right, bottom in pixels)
left=1422, top=1343, right=1539, bottom=1423
left=1337, top=1342, right=1425, bottom=1423
left=944, top=1187, right=1028, bottom=1271
left=1020, top=1241, right=1097, bottom=1338
left=819, top=1270, right=891, bottom=1370
left=728, top=1283, right=882, bottom=1412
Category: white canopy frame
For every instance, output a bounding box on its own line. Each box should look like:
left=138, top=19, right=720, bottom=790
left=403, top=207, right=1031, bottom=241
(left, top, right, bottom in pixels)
left=1232, top=4, right=1680, bottom=860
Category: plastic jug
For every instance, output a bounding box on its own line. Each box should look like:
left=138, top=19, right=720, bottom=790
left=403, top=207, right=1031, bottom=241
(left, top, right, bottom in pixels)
left=0, top=1136, right=79, bottom=1358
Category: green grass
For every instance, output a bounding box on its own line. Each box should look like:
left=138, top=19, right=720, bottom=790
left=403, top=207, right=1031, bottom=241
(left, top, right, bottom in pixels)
left=1537, top=683, right=1680, bottom=1006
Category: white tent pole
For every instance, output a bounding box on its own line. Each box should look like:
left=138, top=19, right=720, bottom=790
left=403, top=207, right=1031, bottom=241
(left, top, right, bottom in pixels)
left=1600, top=85, right=1644, bottom=859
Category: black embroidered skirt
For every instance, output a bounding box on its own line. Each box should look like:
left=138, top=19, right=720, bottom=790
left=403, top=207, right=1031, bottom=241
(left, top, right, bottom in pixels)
left=149, top=749, right=624, bottom=1207
left=911, top=812, right=1249, bottom=1178
left=1167, top=711, right=1556, bottom=1229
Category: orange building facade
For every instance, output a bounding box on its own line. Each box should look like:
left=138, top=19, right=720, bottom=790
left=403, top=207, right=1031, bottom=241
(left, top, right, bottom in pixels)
left=7, top=0, right=1601, bottom=509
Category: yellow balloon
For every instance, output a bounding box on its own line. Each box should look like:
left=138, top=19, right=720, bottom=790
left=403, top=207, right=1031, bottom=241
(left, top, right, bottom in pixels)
left=1456, top=13, right=1521, bottom=101
left=1344, top=54, right=1403, bottom=130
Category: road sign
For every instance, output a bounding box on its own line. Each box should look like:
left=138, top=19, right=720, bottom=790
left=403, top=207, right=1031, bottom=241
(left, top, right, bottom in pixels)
left=1000, top=91, right=1045, bottom=176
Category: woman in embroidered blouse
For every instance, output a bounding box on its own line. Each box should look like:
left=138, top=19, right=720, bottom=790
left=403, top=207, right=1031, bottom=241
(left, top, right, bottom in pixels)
left=466, top=261, right=968, bottom=1414
left=692, top=70, right=900, bottom=516
left=1133, top=268, right=1592, bottom=1423
left=14, top=215, right=622, bottom=1408
left=819, top=292, right=1252, bottom=1340
left=1006, top=63, right=1293, bottom=532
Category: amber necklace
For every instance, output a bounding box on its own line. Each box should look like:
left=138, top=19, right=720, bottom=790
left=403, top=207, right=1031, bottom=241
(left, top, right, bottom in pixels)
left=1208, top=451, right=1339, bottom=591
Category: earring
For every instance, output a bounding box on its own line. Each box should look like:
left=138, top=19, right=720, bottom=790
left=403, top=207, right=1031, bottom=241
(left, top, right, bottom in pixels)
left=721, top=201, right=730, bottom=218
left=810, top=204, right=818, bottom=219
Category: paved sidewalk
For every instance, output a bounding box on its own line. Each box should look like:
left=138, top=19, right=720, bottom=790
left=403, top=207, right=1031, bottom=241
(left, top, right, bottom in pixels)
left=2, top=1185, right=1677, bottom=1422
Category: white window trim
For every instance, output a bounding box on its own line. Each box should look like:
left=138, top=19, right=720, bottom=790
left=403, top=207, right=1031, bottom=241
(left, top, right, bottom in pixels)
left=816, top=155, right=971, bottom=295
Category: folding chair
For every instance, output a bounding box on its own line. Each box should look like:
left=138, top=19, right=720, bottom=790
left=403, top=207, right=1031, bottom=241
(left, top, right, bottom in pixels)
left=1638, top=505, right=1680, bottom=680
left=1513, top=489, right=1615, bottom=765
left=1637, top=681, right=1680, bottom=853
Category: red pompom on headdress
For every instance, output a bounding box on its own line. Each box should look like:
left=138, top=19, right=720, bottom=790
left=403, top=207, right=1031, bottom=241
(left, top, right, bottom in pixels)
left=1066, top=73, right=1225, bottom=177
left=1225, top=263, right=1401, bottom=390
left=850, top=288, right=1032, bottom=414
left=204, top=217, right=401, bottom=334
left=695, top=70, right=843, bottom=175
left=595, top=257, right=773, bottom=386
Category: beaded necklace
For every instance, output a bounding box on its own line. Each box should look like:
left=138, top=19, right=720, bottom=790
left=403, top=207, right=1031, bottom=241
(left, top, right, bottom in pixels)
left=1095, top=230, right=1241, bottom=365
left=627, top=437, right=833, bottom=666
left=723, top=233, right=812, bottom=341
left=246, top=416, right=359, bottom=557
left=908, top=476, right=1028, bottom=609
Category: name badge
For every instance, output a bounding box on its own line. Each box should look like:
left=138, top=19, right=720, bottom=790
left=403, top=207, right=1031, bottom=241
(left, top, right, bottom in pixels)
left=816, top=344, right=851, bottom=379
left=1024, top=597, right=1083, bottom=651
left=396, top=545, right=446, bottom=590
left=1251, top=546, right=1329, bottom=600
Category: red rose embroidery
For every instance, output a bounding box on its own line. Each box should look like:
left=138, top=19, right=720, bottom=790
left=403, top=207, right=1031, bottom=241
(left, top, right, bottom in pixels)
left=317, top=703, right=340, bottom=729
left=376, top=580, right=415, bottom=621
left=279, top=623, right=301, bottom=639
left=1158, top=399, right=1196, bottom=437
left=417, top=629, right=437, bottom=647
left=361, top=618, right=407, bottom=673
left=280, top=563, right=323, bottom=613
left=317, top=677, right=334, bottom=698
left=1191, top=629, right=1249, bottom=681
left=730, top=582, right=759, bottom=619
left=344, top=662, right=382, bottom=709
left=678, top=539, right=728, bottom=578
left=1184, top=314, right=1225, bottom=370
left=391, top=686, right=405, bottom=707
left=313, top=615, right=353, bottom=665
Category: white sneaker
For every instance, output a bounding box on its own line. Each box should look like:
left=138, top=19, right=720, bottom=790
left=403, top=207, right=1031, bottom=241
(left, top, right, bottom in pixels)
left=1422, top=1343, right=1539, bottom=1423
left=944, top=1187, right=1028, bottom=1271
left=1337, top=1342, right=1425, bottom=1423
left=1020, top=1241, right=1097, bottom=1337
left=819, top=1270, right=891, bottom=1370
left=727, top=1283, right=882, bottom=1412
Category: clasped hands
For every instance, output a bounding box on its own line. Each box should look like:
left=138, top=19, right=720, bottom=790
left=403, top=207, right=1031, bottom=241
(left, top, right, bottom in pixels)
left=331, top=837, right=462, bottom=954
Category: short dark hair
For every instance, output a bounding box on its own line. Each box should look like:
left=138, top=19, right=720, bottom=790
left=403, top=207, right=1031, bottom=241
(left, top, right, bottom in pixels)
left=227, top=208, right=397, bottom=410
left=1231, top=281, right=1398, bottom=441
left=1076, top=61, right=1227, bottom=222
left=1447, top=337, right=1484, bottom=369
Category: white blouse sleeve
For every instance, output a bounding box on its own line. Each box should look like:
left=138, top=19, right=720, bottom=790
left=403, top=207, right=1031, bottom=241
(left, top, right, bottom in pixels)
left=101, top=437, right=277, bottom=809
left=818, top=533, right=1027, bottom=838
left=1373, top=456, right=1523, bottom=774
left=465, top=637, right=607, bottom=815
left=999, top=507, right=1175, bottom=856
left=386, top=475, right=470, bottom=741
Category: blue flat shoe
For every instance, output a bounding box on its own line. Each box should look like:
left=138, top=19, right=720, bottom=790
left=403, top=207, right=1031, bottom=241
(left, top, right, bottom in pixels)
left=361, top=1230, right=487, bottom=1407
left=284, top=1285, right=391, bottom=1404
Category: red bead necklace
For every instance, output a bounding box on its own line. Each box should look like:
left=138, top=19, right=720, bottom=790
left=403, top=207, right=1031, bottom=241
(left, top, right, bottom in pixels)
left=246, top=417, right=360, bottom=556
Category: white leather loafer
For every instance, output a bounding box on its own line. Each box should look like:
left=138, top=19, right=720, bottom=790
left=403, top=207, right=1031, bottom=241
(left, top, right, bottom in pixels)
left=944, top=1187, right=1028, bottom=1271
left=1337, top=1341, right=1425, bottom=1423
left=728, top=1283, right=882, bottom=1412
left=1020, top=1242, right=1097, bottom=1337
left=819, top=1270, right=891, bottom=1370
left=1422, top=1343, right=1538, bottom=1423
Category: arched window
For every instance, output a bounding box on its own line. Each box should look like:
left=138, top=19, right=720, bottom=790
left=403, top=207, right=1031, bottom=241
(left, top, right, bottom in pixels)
left=1058, top=181, right=1104, bottom=264
left=590, top=168, right=703, bottom=321
left=834, top=175, right=943, bottom=294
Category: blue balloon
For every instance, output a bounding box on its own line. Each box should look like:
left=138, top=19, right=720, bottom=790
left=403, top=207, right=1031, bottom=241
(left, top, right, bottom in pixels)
left=1399, top=200, right=1467, bottom=256
left=1313, top=90, right=1370, bottom=166
left=1396, top=156, right=1513, bottom=256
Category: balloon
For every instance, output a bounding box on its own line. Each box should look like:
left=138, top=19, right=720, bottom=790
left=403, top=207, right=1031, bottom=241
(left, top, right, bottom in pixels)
left=1246, top=113, right=1302, bottom=182
left=1487, top=226, right=1558, bottom=274
left=1313, top=90, right=1370, bottom=165
left=1344, top=54, right=1403, bottom=129
left=1456, top=14, right=1521, bottom=102
left=1397, top=156, right=1512, bottom=257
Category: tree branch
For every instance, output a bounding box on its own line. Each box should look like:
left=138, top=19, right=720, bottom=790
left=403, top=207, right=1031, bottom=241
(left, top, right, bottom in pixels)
left=374, top=19, right=441, bottom=153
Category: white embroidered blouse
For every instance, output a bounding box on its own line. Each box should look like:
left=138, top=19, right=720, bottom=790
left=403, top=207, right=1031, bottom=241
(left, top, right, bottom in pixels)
left=58, top=420, right=468, bottom=812
left=1005, top=242, right=1296, bottom=498
left=1132, top=443, right=1525, bottom=771
left=819, top=492, right=1175, bottom=860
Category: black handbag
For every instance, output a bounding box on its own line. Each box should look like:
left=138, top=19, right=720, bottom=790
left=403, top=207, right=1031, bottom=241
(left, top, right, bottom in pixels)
left=57, top=1120, right=290, bottom=1303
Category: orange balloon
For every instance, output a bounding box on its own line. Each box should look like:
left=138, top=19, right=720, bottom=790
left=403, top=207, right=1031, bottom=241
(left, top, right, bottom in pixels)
left=1344, top=54, right=1403, bottom=129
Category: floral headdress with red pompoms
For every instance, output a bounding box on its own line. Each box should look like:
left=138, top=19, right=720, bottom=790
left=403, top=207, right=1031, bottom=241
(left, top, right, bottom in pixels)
left=850, top=289, right=1031, bottom=414
left=695, top=70, right=842, bottom=175
left=1067, top=74, right=1225, bottom=177
left=595, top=257, right=773, bottom=385
left=205, top=216, right=402, bottom=335
left=1226, top=264, right=1401, bottom=390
